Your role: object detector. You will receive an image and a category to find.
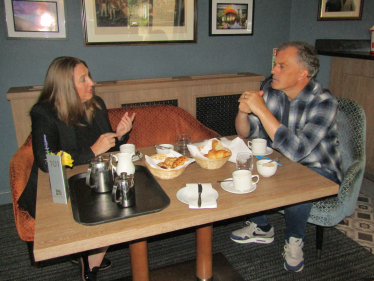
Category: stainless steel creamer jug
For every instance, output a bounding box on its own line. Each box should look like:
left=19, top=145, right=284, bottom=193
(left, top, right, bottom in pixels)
left=112, top=172, right=135, bottom=207
left=86, top=156, right=114, bottom=193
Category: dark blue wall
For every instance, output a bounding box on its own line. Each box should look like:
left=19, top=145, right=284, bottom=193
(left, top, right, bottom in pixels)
left=0, top=0, right=372, bottom=204
left=289, top=1, right=374, bottom=91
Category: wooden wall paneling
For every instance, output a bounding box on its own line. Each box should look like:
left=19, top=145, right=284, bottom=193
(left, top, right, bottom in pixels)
left=7, top=73, right=264, bottom=148
left=6, top=88, right=40, bottom=146
left=329, top=57, right=374, bottom=180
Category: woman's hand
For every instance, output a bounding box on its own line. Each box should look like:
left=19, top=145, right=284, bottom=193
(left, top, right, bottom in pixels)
left=90, top=132, right=118, bottom=156
left=116, top=112, right=135, bottom=139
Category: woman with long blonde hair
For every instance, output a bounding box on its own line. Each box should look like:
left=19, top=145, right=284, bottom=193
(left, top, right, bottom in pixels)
left=18, top=56, right=135, bottom=281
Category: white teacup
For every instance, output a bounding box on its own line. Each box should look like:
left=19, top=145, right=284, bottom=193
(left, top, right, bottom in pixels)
left=120, top=144, right=136, bottom=155
left=232, top=170, right=259, bottom=191
left=248, top=138, right=267, bottom=155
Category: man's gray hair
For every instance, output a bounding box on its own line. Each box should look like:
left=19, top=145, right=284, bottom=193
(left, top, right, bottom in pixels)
left=278, top=41, right=320, bottom=78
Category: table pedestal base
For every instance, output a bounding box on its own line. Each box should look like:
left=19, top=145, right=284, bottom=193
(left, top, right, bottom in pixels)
left=121, top=252, right=243, bottom=281
left=129, top=239, right=149, bottom=281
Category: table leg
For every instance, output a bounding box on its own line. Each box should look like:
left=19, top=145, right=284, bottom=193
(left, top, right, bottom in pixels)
left=129, top=239, right=149, bottom=281
left=196, top=223, right=213, bottom=281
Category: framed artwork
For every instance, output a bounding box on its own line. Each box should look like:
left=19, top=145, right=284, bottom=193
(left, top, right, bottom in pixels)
left=4, top=0, right=67, bottom=39
left=209, top=0, right=253, bottom=36
left=318, top=0, right=364, bottom=21
left=81, top=0, right=197, bottom=46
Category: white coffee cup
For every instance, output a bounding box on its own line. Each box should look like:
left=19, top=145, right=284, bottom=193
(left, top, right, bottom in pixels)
left=120, top=144, right=136, bottom=155
left=232, top=170, right=259, bottom=191
left=247, top=139, right=267, bottom=155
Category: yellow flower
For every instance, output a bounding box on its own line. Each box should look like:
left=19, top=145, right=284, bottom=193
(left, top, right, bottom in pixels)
left=54, top=151, right=74, bottom=167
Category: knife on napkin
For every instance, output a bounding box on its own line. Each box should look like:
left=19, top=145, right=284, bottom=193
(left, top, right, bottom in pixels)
left=198, top=183, right=202, bottom=208
left=186, top=183, right=217, bottom=209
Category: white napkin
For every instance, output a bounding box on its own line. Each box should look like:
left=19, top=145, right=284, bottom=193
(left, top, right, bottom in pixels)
left=226, top=137, right=252, bottom=163
left=145, top=150, right=195, bottom=170
left=187, top=183, right=217, bottom=209
left=187, top=138, right=229, bottom=159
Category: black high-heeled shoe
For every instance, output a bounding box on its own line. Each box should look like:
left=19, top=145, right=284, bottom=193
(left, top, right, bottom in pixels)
left=71, top=254, right=112, bottom=271
left=80, top=253, right=99, bottom=281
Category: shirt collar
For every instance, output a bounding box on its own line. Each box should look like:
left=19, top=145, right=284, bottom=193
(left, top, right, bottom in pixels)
left=292, top=79, right=319, bottom=103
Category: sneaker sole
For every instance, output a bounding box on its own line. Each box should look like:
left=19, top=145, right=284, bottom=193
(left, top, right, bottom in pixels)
left=230, top=236, right=274, bottom=244
left=284, top=262, right=304, bottom=272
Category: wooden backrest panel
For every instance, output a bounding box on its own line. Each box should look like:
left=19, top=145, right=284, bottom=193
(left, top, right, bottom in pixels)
left=7, top=73, right=264, bottom=147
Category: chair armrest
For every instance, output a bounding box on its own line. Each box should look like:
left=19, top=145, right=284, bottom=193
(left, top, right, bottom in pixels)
left=338, top=158, right=365, bottom=216
left=9, top=142, right=34, bottom=203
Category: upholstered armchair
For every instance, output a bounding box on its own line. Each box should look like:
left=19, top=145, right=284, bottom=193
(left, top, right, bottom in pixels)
left=9, top=135, right=35, bottom=264
left=9, top=104, right=221, bottom=265
left=308, top=97, right=366, bottom=258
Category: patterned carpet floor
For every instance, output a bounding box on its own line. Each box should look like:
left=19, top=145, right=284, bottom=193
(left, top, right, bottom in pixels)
left=335, top=192, right=374, bottom=254
left=1, top=203, right=374, bottom=281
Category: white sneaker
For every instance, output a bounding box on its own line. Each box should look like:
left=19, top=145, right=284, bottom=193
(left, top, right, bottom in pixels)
left=283, top=237, right=304, bottom=272
left=230, top=221, right=274, bottom=244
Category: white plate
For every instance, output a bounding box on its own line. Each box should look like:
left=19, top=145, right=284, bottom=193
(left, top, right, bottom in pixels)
left=252, top=147, right=273, bottom=156
left=221, top=178, right=257, bottom=194
left=132, top=152, right=143, bottom=162
left=176, top=187, right=219, bottom=204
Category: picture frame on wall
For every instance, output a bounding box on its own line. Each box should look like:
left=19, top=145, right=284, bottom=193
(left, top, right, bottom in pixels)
left=81, top=0, right=197, bottom=46
left=209, top=0, right=253, bottom=36
left=4, top=0, right=67, bottom=39
left=318, top=0, right=364, bottom=21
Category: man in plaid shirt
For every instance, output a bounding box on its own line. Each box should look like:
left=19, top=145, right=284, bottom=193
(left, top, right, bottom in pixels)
left=230, top=41, right=343, bottom=272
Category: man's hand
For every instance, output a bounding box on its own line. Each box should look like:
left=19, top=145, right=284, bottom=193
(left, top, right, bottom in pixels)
left=238, top=100, right=252, bottom=114
left=238, top=90, right=265, bottom=115
left=236, top=90, right=280, bottom=141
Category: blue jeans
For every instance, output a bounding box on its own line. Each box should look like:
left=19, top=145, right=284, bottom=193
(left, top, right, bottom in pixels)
left=250, top=167, right=340, bottom=242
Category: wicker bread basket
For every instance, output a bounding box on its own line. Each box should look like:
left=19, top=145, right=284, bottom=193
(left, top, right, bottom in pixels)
left=192, top=146, right=232, bottom=170
left=145, top=153, right=188, bottom=180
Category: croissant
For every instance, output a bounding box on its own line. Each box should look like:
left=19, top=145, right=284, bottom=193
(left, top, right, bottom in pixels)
left=212, top=139, right=225, bottom=151
left=157, top=162, right=170, bottom=169
left=164, top=157, right=177, bottom=166
left=171, top=156, right=188, bottom=168
left=204, top=149, right=231, bottom=159
left=157, top=156, right=188, bottom=169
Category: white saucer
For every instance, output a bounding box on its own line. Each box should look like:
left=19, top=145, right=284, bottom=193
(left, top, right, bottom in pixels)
left=132, top=152, right=143, bottom=162
left=252, top=147, right=273, bottom=156
left=221, top=178, right=257, bottom=194
left=176, top=187, right=219, bottom=204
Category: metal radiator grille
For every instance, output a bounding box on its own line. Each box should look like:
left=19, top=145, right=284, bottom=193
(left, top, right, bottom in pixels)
left=121, top=99, right=178, bottom=107
left=196, top=94, right=241, bottom=137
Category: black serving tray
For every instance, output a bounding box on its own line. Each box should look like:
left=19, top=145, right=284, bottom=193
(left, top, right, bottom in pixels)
left=69, top=165, right=170, bottom=225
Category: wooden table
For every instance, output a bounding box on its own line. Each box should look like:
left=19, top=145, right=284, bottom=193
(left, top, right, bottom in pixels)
left=34, top=142, right=339, bottom=280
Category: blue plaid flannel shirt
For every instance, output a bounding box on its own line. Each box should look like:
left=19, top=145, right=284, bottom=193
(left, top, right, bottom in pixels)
left=247, top=79, right=343, bottom=182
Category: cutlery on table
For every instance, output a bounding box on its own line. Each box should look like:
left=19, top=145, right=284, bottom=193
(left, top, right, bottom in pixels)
left=256, top=155, right=282, bottom=166
left=216, top=180, right=233, bottom=183
left=267, top=157, right=280, bottom=164
left=198, top=183, right=202, bottom=208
